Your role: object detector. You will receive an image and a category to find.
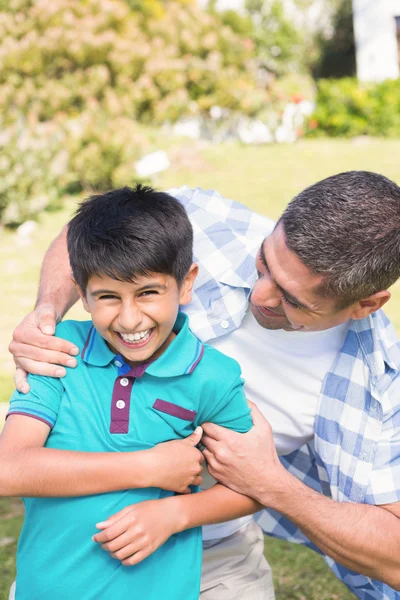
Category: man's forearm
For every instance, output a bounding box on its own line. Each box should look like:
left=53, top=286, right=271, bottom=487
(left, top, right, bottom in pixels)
left=258, top=470, right=400, bottom=590
left=174, top=484, right=262, bottom=532
left=0, top=448, right=152, bottom=497
left=37, top=225, right=78, bottom=318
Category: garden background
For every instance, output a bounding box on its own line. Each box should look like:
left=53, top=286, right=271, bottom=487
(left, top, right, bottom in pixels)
left=1, top=1, right=400, bottom=598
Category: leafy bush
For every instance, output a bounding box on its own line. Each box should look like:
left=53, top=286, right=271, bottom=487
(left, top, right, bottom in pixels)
left=306, top=78, right=400, bottom=138
left=0, top=0, right=272, bottom=224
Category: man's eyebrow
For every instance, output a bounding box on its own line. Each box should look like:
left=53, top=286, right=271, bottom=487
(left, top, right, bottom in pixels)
left=259, top=242, right=313, bottom=311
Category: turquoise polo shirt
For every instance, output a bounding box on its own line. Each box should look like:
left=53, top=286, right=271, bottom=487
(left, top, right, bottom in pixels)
left=8, top=312, right=252, bottom=600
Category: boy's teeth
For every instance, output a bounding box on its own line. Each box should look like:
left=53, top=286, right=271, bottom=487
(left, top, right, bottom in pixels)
left=120, top=329, right=151, bottom=342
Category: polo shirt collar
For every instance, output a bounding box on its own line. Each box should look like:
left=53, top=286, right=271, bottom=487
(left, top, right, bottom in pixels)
left=81, top=313, right=204, bottom=376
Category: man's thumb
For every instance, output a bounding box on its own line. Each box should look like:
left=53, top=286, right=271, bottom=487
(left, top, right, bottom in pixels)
left=248, top=401, right=268, bottom=428
left=36, top=304, right=58, bottom=335
left=184, top=426, right=203, bottom=445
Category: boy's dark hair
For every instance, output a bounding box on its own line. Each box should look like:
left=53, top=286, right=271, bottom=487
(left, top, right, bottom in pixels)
left=67, top=185, right=193, bottom=291
left=280, top=171, right=400, bottom=307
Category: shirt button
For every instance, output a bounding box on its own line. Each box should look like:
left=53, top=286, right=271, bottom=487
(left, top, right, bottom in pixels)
left=221, top=320, right=229, bottom=329
left=114, top=360, right=122, bottom=367
left=120, top=377, right=129, bottom=387
left=116, top=400, right=125, bottom=409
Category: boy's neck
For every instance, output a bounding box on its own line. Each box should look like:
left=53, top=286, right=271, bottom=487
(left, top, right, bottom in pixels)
left=106, top=329, right=177, bottom=368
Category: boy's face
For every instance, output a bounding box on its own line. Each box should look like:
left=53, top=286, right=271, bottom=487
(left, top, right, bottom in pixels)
left=79, top=265, right=198, bottom=366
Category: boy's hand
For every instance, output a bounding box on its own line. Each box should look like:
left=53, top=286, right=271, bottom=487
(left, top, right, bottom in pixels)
left=147, top=427, right=204, bottom=494
left=9, top=304, right=79, bottom=393
left=93, top=498, right=181, bottom=566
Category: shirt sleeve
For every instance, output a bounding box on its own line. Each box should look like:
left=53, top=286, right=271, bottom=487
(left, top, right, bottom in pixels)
left=196, top=373, right=252, bottom=434
left=365, top=373, right=400, bottom=505
left=7, top=373, right=64, bottom=430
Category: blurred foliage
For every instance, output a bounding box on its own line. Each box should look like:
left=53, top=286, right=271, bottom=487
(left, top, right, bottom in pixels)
left=0, top=0, right=269, bottom=225
left=306, top=78, right=400, bottom=138
left=312, top=0, right=356, bottom=79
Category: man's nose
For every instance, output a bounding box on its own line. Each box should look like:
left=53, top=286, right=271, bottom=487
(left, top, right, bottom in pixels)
left=118, top=302, right=143, bottom=331
left=251, top=276, right=281, bottom=309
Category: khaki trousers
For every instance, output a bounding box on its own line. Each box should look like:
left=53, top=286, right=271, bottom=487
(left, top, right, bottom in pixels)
left=200, top=520, right=275, bottom=600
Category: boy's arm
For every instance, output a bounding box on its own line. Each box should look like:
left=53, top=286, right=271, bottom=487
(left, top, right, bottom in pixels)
left=93, top=483, right=261, bottom=566
left=0, top=415, right=204, bottom=497
left=10, top=225, right=80, bottom=392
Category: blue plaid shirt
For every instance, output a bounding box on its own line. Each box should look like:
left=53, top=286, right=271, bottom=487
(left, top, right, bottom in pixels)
left=169, top=186, right=400, bottom=600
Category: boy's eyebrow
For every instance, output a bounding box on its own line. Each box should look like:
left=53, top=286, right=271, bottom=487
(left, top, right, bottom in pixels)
left=90, top=283, right=168, bottom=296
left=259, top=242, right=313, bottom=311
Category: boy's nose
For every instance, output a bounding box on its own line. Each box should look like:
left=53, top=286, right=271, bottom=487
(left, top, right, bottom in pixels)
left=117, top=304, right=144, bottom=331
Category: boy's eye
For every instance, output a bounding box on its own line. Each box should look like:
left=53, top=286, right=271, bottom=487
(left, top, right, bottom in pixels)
left=139, top=290, right=157, bottom=297
left=99, top=294, right=118, bottom=300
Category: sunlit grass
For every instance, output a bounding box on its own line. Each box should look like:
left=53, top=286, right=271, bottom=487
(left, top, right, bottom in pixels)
left=2, top=138, right=400, bottom=599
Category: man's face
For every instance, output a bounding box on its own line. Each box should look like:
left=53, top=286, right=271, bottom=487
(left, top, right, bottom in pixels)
left=250, top=224, right=357, bottom=332
left=80, top=267, right=197, bottom=365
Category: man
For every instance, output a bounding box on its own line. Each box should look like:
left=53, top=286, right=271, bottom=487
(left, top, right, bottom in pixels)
left=9, top=171, right=400, bottom=599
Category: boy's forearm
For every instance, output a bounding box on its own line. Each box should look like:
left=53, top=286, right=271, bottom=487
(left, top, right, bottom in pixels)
left=173, top=484, right=262, bottom=532
left=0, top=448, right=152, bottom=497
left=37, top=225, right=79, bottom=318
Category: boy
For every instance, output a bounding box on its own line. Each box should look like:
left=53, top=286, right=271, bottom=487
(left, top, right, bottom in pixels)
left=1, top=186, right=257, bottom=600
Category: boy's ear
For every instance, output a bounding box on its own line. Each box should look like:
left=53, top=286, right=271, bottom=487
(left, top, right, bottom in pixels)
left=74, top=280, right=90, bottom=314
left=349, top=290, right=391, bottom=320
left=179, top=263, right=199, bottom=306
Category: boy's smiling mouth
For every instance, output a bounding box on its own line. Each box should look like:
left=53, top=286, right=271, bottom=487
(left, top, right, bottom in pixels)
left=116, top=328, right=154, bottom=348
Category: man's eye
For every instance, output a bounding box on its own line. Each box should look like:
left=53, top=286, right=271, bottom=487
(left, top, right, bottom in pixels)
left=282, top=296, right=301, bottom=309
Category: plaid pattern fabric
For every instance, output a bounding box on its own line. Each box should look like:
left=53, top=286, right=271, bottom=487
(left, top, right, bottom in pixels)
left=169, top=186, right=400, bottom=600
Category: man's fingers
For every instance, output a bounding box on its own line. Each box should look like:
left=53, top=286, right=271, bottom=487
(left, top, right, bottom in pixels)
left=96, top=506, right=133, bottom=530
left=201, top=422, right=228, bottom=441
left=35, top=304, right=59, bottom=335
left=12, top=343, right=78, bottom=368
left=14, top=367, right=29, bottom=394
left=13, top=358, right=67, bottom=379
left=11, top=330, right=78, bottom=356
left=200, top=433, right=219, bottom=453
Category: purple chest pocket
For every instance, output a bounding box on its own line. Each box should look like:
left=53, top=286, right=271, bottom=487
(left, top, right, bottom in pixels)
left=153, top=399, right=197, bottom=421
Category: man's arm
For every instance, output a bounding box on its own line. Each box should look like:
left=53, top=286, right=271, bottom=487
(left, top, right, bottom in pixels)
left=202, top=402, right=400, bottom=591
left=9, top=225, right=79, bottom=392
left=0, top=415, right=204, bottom=497
left=92, top=482, right=262, bottom=566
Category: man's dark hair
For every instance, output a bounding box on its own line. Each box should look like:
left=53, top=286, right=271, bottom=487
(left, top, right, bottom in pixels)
left=67, top=185, right=193, bottom=291
left=280, top=171, right=400, bottom=307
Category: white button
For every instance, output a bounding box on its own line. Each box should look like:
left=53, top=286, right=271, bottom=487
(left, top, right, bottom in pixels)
left=116, top=400, right=125, bottom=409
left=120, top=377, right=129, bottom=387
left=114, top=360, right=122, bottom=367
left=221, top=320, right=229, bottom=329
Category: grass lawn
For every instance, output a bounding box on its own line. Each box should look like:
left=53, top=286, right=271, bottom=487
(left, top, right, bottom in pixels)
left=1, top=138, right=400, bottom=599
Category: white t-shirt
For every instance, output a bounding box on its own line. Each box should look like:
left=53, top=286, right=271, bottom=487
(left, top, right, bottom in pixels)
left=202, top=309, right=349, bottom=540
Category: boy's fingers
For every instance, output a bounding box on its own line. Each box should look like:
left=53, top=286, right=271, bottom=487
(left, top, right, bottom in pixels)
left=183, top=426, right=203, bottom=446
left=96, top=505, right=133, bottom=530
left=122, top=549, right=148, bottom=567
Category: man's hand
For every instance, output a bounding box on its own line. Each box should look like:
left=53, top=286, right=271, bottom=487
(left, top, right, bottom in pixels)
left=92, top=498, right=182, bottom=566
left=147, top=427, right=204, bottom=494
left=202, top=401, right=286, bottom=503
left=9, top=304, right=79, bottom=393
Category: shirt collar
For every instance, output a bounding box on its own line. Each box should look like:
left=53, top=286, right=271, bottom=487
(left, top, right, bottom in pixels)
left=350, top=310, right=400, bottom=376
left=81, top=313, right=204, bottom=377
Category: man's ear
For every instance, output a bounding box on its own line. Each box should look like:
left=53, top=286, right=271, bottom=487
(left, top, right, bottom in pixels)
left=179, top=263, right=199, bottom=306
left=350, top=290, right=391, bottom=320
